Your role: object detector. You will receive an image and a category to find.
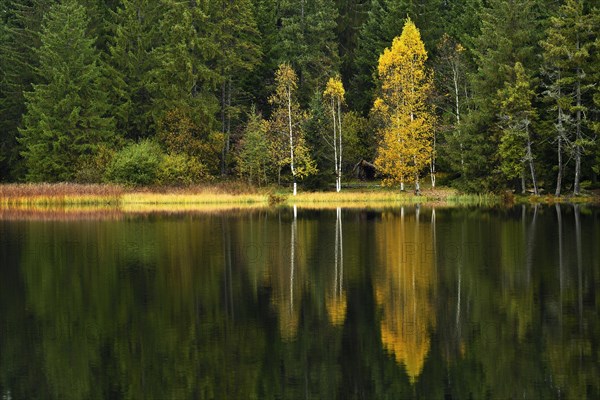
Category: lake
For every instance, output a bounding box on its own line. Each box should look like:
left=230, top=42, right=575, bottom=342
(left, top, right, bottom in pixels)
left=0, top=205, right=598, bottom=399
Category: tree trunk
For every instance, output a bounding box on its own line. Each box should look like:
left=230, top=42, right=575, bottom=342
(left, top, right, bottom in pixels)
left=337, top=98, right=343, bottom=192
left=414, top=175, right=420, bottom=195
left=287, top=85, right=296, bottom=195
left=526, top=122, right=538, bottom=195
left=574, top=74, right=582, bottom=195
left=331, top=97, right=338, bottom=192
left=555, top=77, right=563, bottom=197
left=574, top=39, right=582, bottom=195
left=453, top=62, right=465, bottom=174
left=221, top=79, right=226, bottom=176
left=430, top=132, right=436, bottom=189
left=556, top=127, right=563, bottom=197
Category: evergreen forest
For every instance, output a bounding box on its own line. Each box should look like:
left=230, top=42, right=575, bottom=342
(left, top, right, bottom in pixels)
left=1, top=0, right=599, bottom=195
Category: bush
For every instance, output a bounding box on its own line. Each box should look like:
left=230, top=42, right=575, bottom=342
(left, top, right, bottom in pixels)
left=105, top=140, right=162, bottom=186
left=156, top=153, right=211, bottom=186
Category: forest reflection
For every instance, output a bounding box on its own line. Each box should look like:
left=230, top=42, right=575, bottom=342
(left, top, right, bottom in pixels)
left=0, top=205, right=598, bottom=399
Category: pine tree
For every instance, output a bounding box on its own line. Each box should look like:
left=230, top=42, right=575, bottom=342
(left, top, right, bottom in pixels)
left=207, top=0, right=261, bottom=175
left=498, top=62, right=539, bottom=195
left=276, top=0, right=340, bottom=103
left=150, top=0, right=220, bottom=131
left=108, top=0, right=164, bottom=139
left=461, top=0, right=542, bottom=191
left=19, top=0, right=114, bottom=182
left=540, top=0, right=597, bottom=195
left=349, top=0, right=402, bottom=114
left=236, top=108, right=272, bottom=186
left=0, top=0, right=53, bottom=180
left=373, top=18, right=435, bottom=194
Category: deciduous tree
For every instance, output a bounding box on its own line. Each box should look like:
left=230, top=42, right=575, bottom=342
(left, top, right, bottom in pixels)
left=323, top=76, right=345, bottom=191
left=373, top=19, right=435, bottom=194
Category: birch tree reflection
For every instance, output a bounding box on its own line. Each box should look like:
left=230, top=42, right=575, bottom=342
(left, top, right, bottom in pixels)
left=326, top=207, right=346, bottom=326
left=374, top=208, right=436, bottom=383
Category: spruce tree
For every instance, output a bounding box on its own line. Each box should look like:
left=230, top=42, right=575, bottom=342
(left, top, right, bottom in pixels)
left=276, top=0, right=340, bottom=103
left=108, top=0, right=164, bottom=139
left=207, top=0, right=261, bottom=175
left=498, top=62, right=539, bottom=195
left=461, top=0, right=543, bottom=191
left=0, top=0, right=53, bottom=180
left=150, top=0, right=219, bottom=131
left=541, top=0, right=597, bottom=195
left=19, top=0, right=114, bottom=182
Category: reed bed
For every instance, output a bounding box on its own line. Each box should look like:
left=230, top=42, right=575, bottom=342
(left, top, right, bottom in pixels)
left=0, top=183, right=516, bottom=211
left=0, top=183, right=123, bottom=205
left=121, top=192, right=268, bottom=205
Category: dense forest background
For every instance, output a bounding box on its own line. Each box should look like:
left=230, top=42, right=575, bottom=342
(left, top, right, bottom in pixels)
left=0, top=0, right=599, bottom=194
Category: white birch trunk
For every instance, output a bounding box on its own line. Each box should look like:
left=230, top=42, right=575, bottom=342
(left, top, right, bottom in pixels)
left=288, top=85, right=296, bottom=196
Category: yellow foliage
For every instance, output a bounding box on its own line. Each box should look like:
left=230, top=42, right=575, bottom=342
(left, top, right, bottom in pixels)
left=323, top=76, right=345, bottom=101
left=374, top=210, right=436, bottom=383
left=373, top=18, right=436, bottom=186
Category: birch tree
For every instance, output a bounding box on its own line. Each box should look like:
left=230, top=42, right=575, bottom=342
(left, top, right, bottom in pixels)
left=269, top=63, right=316, bottom=194
left=373, top=18, right=435, bottom=194
left=323, top=76, right=345, bottom=192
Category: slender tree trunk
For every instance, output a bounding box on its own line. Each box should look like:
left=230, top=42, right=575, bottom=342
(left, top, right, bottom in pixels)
left=574, top=71, right=582, bottom=195
left=287, top=85, right=296, bottom=195
left=331, top=97, right=338, bottom=192
left=221, top=79, right=226, bottom=175
left=555, top=77, right=563, bottom=197
left=430, top=129, right=436, bottom=188
left=521, top=172, right=526, bottom=194
left=453, top=62, right=465, bottom=173
left=415, top=174, right=420, bottom=195
left=526, top=121, right=538, bottom=195
left=337, top=98, right=343, bottom=192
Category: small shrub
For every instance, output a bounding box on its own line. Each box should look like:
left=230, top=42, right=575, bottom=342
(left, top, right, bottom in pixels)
left=105, top=140, right=162, bottom=186
left=156, top=153, right=211, bottom=186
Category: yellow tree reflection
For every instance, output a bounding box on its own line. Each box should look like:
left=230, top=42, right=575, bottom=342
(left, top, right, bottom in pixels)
left=375, top=207, right=436, bottom=383
left=326, top=207, right=346, bottom=326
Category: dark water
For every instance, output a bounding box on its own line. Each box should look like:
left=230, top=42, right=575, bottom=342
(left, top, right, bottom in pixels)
left=0, top=205, right=599, bottom=399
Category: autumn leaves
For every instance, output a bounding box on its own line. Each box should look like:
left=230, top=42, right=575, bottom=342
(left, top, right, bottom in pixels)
left=277, top=18, right=434, bottom=194
left=374, top=19, right=435, bottom=193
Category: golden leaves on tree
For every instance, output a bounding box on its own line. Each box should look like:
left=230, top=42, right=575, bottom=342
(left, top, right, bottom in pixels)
left=374, top=209, right=436, bottom=383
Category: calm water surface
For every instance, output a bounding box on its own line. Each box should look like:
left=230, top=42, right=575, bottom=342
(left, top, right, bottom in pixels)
left=0, top=205, right=599, bottom=399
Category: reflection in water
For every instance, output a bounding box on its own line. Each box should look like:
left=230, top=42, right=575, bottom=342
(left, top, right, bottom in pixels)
left=326, top=207, right=346, bottom=326
left=374, top=207, right=436, bottom=383
left=0, top=206, right=599, bottom=399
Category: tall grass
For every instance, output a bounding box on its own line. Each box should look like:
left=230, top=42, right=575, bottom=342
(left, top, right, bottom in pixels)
left=0, top=183, right=123, bottom=205
left=0, top=183, right=511, bottom=210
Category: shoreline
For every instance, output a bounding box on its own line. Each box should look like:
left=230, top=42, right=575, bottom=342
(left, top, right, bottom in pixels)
left=0, top=183, right=598, bottom=210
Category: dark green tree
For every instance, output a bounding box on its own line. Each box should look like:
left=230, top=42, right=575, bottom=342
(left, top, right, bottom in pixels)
left=276, top=0, right=340, bottom=103
left=206, top=0, right=262, bottom=175
left=107, top=0, right=164, bottom=139
left=19, top=0, right=114, bottom=182
left=540, top=0, right=598, bottom=195
left=498, top=62, right=539, bottom=195
left=150, top=0, right=220, bottom=131
left=460, top=0, right=543, bottom=191
left=0, top=0, right=54, bottom=180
